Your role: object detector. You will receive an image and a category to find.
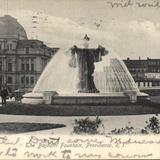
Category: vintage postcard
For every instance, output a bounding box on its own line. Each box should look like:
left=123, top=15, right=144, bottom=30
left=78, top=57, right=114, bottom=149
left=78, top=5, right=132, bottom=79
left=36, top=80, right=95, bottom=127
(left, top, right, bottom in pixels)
left=0, top=0, right=160, bottom=159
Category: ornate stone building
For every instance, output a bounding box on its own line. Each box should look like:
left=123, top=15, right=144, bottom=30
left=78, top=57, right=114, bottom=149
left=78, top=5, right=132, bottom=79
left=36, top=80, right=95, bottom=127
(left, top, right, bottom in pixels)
left=0, top=15, right=58, bottom=92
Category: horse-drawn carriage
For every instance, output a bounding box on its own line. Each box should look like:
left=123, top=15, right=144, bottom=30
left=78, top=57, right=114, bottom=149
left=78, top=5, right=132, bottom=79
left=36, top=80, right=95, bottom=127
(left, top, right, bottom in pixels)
left=14, top=88, right=32, bottom=102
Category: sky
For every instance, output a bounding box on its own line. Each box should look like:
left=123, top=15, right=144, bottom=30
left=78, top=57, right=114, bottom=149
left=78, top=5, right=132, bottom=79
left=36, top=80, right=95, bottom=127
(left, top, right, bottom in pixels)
left=0, top=0, right=160, bottom=59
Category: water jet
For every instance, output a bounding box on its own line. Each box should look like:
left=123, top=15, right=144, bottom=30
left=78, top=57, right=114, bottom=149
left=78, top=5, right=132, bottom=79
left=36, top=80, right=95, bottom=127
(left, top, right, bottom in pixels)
left=22, top=35, right=149, bottom=105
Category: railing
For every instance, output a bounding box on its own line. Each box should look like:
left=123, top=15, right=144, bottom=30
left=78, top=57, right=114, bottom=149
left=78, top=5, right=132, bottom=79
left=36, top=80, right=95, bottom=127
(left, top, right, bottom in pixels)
left=17, top=48, right=51, bottom=56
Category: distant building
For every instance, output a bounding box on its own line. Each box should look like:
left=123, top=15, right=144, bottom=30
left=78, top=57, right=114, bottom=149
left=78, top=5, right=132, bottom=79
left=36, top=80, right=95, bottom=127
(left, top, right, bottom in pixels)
left=0, top=15, right=58, bottom=92
left=124, top=57, right=160, bottom=88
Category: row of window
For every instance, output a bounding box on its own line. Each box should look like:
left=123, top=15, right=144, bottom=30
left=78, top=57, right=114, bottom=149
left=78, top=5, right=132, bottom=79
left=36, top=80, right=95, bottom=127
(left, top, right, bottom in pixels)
left=0, top=42, right=16, bottom=50
left=25, top=47, right=46, bottom=54
left=129, top=68, right=147, bottom=73
left=136, top=81, right=160, bottom=87
left=5, top=76, right=35, bottom=85
left=0, top=43, right=36, bottom=53
left=129, top=68, right=160, bottom=73
left=148, top=68, right=160, bottom=73
left=21, top=76, right=34, bottom=85
left=125, top=60, right=160, bottom=66
left=0, top=62, right=35, bottom=72
left=21, top=63, right=34, bottom=72
left=148, top=61, right=160, bottom=65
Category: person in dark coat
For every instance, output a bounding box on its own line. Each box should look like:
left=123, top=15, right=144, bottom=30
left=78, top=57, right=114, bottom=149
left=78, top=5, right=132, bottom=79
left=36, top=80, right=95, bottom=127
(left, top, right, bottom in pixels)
left=0, top=87, right=9, bottom=106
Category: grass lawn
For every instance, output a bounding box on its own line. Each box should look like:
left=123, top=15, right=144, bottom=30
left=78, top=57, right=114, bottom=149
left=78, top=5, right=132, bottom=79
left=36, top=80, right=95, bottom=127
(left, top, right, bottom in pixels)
left=0, top=97, right=160, bottom=116
left=0, top=122, right=65, bottom=134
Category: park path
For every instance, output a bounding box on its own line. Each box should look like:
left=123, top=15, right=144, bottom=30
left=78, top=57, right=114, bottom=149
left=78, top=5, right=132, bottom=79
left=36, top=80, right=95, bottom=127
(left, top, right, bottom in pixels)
left=0, top=114, right=158, bottom=135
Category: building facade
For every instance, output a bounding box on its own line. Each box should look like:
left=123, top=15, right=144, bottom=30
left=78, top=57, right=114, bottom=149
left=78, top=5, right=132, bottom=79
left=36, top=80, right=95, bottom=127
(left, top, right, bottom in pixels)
left=0, top=15, right=58, bottom=92
left=124, top=57, right=160, bottom=88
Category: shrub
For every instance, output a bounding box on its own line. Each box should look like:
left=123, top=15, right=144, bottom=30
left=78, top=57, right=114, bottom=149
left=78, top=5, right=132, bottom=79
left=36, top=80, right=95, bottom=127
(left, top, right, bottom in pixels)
left=73, top=116, right=103, bottom=134
left=109, top=125, right=136, bottom=135
left=141, top=115, right=160, bottom=134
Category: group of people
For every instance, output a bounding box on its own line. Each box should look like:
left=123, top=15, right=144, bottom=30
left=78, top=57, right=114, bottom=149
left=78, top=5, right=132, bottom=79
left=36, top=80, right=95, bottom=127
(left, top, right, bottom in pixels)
left=0, top=86, right=24, bottom=106
left=0, top=86, right=9, bottom=106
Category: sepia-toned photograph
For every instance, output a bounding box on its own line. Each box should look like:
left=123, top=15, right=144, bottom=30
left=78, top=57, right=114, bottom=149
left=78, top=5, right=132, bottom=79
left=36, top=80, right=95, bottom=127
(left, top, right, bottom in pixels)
left=0, top=0, right=160, bottom=159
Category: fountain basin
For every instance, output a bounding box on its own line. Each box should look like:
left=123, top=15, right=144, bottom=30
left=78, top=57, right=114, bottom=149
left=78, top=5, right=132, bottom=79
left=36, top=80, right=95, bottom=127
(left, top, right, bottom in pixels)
left=22, top=92, right=44, bottom=104
left=22, top=92, right=149, bottom=105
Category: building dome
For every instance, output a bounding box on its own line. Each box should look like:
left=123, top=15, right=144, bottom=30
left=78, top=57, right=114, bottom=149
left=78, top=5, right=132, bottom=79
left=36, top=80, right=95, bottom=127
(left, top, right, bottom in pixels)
left=0, top=15, right=27, bottom=40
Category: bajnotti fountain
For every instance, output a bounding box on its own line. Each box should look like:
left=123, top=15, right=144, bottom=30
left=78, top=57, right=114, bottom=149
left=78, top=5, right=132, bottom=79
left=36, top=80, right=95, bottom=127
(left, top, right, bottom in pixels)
left=22, top=35, right=149, bottom=105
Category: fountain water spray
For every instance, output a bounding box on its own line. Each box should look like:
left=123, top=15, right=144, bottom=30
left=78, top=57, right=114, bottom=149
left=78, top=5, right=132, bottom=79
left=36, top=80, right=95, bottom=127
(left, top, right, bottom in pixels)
left=22, top=35, right=148, bottom=104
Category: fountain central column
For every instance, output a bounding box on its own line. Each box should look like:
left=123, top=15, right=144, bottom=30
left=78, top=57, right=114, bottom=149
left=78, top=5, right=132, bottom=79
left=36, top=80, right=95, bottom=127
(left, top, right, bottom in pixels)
left=70, top=42, right=108, bottom=93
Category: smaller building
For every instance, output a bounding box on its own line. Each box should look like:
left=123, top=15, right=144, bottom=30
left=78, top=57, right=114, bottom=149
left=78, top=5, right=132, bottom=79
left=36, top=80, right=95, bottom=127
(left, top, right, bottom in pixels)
left=123, top=57, right=160, bottom=88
